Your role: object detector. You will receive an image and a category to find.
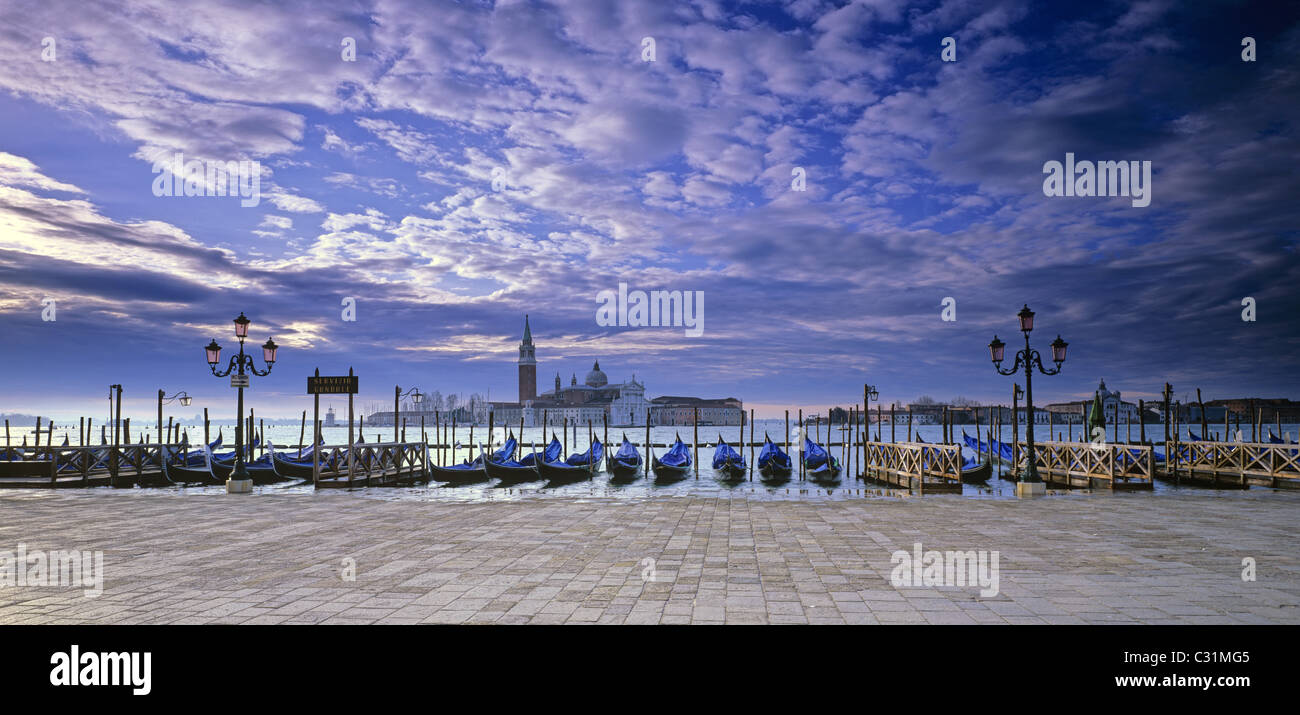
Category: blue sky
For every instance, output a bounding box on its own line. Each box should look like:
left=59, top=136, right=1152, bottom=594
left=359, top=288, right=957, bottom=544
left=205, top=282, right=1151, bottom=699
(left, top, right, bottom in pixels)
left=0, top=0, right=1297, bottom=421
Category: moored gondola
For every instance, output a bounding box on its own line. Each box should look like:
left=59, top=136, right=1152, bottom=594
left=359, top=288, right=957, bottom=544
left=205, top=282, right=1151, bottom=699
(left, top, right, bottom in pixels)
left=959, top=456, right=993, bottom=482
left=210, top=448, right=286, bottom=485
left=651, top=434, right=692, bottom=481
left=539, top=438, right=602, bottom=484
left=712, top=436, right=746, bottom=479
left=431, top=436, right=517, bottom=483
left=801, top=437, right=840, bottom=480
left=606, top=434, right=642, bottom=480
left=486, top=435, right=560, bottom=485
left=758, top=434, right=793, bottom=479
left=164, top=446, right=220, bottom=485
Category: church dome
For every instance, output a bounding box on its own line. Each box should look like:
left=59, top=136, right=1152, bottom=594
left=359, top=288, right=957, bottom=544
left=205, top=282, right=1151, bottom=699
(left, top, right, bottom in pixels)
left=584, top=360, right=608, bottom=387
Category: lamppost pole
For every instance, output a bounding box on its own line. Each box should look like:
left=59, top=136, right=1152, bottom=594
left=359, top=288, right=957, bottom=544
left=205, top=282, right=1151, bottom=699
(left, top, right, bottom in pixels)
left=157, top=390, right=192, bottom=449
left=988, top=305, right=1068, bottom=493
left=395, top=386, right=425, bottom=443
left=206, top=313, right=278, bottom=493
left=1021, top=330, right=1040, bottom=482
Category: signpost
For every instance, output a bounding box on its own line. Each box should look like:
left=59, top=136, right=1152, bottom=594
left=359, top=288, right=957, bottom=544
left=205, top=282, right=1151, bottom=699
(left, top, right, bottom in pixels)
left=230, top=374, right=250, bottom=388
left=308, top=368, right=359, bottom=488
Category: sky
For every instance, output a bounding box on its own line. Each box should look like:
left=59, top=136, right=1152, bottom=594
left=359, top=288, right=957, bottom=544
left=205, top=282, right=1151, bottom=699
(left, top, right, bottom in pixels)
left=0, top=0, right=1297, bottom=422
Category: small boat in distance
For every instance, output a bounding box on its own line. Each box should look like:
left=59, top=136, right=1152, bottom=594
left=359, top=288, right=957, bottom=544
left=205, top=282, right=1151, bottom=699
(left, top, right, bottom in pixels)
left=712, top=436, right=746, bottom=479
left=758, top=434, right=793, bottom=479
left=606, top=435, right=642, bottom=480
left=652, top=434, right=692, bottom=481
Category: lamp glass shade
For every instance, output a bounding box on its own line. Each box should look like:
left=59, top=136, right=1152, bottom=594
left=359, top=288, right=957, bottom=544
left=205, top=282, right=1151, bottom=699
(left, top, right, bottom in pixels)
left=412, top=391, right=424, bottom=404
left=262, top=338, right=278, bottom=364
left=180, top=395, right=193, bottom=407
left=205, top=340, right=222, bottom=365
left=988, top=336, right=1006, bottom=363
left=234, top=312, right=251, bottom=339
left=1050, top=335, right=1068, bottom=363
left=1017, top=305, right=1035, bottom=333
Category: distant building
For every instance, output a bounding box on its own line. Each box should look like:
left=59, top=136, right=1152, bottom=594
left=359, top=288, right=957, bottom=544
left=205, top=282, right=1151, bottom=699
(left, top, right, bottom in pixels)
left=1043, top=379, right=1140, bottom=423
left=325, top=406, right=337, bottom=427
left=649, top=396, right=743, bottom=426
left=447, top=317, right=738, bottom=427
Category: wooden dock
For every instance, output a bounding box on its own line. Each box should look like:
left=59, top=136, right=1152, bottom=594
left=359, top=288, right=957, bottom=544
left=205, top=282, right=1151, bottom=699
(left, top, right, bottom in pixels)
left=1160, top=440, right=1300, bottom=489
left=857, top=441, right=963, bottom=493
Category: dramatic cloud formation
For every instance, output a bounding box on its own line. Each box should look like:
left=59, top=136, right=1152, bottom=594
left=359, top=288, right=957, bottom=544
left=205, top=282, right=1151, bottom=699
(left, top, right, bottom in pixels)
left=0, top=0, right=1296, bottom=420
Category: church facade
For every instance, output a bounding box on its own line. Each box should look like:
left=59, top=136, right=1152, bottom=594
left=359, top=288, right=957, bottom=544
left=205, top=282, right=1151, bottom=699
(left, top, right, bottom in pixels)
left=478, top=317, right=651, bottom=427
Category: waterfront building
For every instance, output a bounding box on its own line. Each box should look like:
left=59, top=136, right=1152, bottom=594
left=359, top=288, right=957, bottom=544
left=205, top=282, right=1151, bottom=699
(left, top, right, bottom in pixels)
left=649, top=397, right=743, bottom=426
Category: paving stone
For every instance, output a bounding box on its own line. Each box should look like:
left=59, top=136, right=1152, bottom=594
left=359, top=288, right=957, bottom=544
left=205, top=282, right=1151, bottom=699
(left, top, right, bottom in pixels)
left=1, top=490, right=1296, bottom=625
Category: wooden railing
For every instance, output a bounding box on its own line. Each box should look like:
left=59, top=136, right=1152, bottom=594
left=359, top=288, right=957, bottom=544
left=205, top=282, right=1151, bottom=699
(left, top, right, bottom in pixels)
left=1166, top=440, right=1300, bottom=489
left=312, top=442, right=428, bottom=487
left=1017, top=441, right=1154, bottom=490
left=861, top=441, right=962, bottom=493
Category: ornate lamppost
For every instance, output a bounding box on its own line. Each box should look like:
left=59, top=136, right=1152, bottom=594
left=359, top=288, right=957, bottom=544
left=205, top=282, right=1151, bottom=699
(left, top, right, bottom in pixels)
left=206, top=313, right=278, bottom=493
left=988, top=305, right=1068, bottom=494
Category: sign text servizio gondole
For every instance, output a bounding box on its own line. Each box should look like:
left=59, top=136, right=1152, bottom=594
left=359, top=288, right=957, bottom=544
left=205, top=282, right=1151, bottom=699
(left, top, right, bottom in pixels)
left=307, top=375, right=358, bottom=394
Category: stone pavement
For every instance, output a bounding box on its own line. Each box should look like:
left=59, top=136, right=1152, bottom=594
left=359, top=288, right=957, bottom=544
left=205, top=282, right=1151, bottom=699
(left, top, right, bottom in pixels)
left=1, top=489, right=1297, bottom=624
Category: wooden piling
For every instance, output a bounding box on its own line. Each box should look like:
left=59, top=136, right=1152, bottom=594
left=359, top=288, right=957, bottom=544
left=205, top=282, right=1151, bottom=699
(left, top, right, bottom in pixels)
left=748, top=408, right=755, bottom=480
left=693, top=407, right=699, bottom=478
left=785, top=410, right=790, bottom=467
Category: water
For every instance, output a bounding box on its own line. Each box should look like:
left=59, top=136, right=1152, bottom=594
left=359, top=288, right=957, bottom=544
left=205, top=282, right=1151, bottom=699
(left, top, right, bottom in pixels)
left=8, top=419, right=1298, bottom=502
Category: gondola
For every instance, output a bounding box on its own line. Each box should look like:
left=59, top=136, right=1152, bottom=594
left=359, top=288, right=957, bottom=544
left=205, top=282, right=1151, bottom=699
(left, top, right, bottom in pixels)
left=179, top=433, right=224, bottom=467
left=269, top=441, right=340, bottom=481
left=210, top=448, right=287, bottom=485
left=485, top=435, right=560, bottom=484
left=539, top=438, right=603, bottom=484
left=711, top=436, right=746, bottom=479
left=959, top=455, right=993, bottom=482
left=430, top=436, right=517, bottom=483
left=651, top=434, right=692, bottom=481
left=801, top=437, right=840, bottom=479
left=164, top=446, right=220, bottom=485
left=758, top=434, right=793, bottom=479
left=606, top=434, right=642, bottom=480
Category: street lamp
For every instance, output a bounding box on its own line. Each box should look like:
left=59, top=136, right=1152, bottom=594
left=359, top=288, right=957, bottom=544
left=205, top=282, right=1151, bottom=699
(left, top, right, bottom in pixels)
left=864, top=383, right=879, bottom=440
left=988, top=304, right=1067, bottom=488
left=394, top=386, right=424, bottom=442
left=206, top=312, right=279, bottom=492
left=157, top=390, right=192, bottom=451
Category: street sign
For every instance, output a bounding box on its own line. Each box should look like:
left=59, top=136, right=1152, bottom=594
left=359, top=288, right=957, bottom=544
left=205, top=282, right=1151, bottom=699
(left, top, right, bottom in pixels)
left=230, top=374, right=250, bottom=388
left=308, top=375, right=359, bottom=394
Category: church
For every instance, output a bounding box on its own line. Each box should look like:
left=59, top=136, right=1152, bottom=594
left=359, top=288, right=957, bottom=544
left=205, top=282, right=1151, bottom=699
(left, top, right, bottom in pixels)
left=483, top=315, right=650, bottom=427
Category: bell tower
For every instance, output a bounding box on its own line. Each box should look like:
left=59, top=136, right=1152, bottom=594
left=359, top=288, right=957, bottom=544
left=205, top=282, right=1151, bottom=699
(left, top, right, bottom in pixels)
left=518, top=314, right=537, bottom=403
